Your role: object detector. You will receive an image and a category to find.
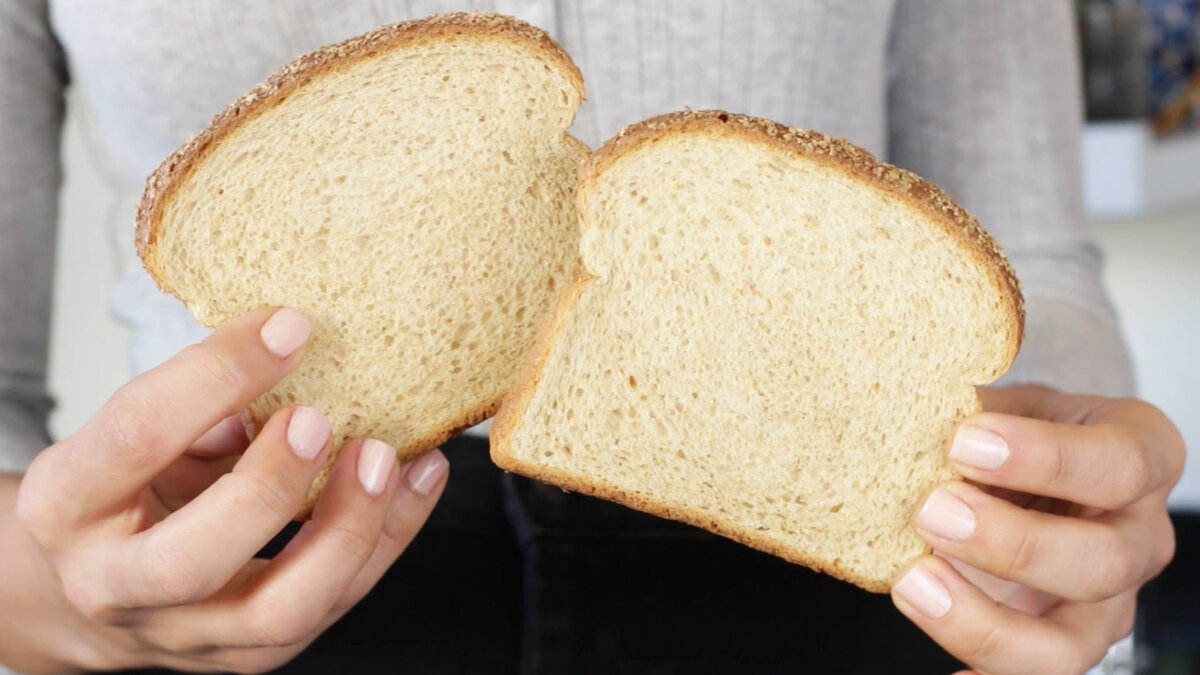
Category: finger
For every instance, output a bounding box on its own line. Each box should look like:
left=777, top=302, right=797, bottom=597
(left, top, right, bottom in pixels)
left=891, top=556, right=1101, bottom=675
left=140, top=438, right=402, bottom=651
left=915, top=482, right=1155, bottom=602
left=150, top=454, right=240, bottom=512
left=209, top=450, right=447, bottom=660
left=61, top=307, right=310, bottom=513
left=149, top=414, right=254, bottom=511
left=1050, top=588, right=1139, bottom=651
left=190, top=413, right=251, bottom=458
left=110, top=406, right=332, bottom=610
left=328, top=449, right=448, bottom=617
left=940, top=555, right=1061, bottom=615
left=136, top=451, right=447, bottom=663
left=1091, top=398, right=1187, bottom=493
left=946, top=412, right=1160, bottom=510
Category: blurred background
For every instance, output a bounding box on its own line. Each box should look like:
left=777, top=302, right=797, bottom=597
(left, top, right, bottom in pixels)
left=1075, top=2, right=1200, bottom=672
left=43, top=1, right=1198, bottom=672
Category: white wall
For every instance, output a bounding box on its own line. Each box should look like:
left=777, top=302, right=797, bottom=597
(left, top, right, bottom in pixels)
left=1093, top=211, right=1200, bottom=510
left=45, top=97, right=1200, bottom=509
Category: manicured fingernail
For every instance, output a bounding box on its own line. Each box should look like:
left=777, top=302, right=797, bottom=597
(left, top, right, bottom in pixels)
left=405, top=451, right=449, bottom=496
left=894, top=565, right=952, bottom=619
left=949, top=425, right=1009, bottom=470
left=286, top=406, right=329, bottom=460
left=918, top=488, right=977, bottom=541
left=358, top=439, right=396, bottom=496
left=260, top=308, right=310, bottom=358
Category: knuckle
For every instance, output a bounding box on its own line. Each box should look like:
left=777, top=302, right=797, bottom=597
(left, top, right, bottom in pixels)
left=245, top=592, right=318, bottom=647
left=182, top=343, right=253, bottom=394
left=15, top=462, right=64, bottom=543
left=1054, top=642, right=1091, bottom=675
left=62, top=575, right=121, bottom=624
left=1166, top=449, right=1186, bottom=488
left=965, top=621, right=1007, bottom=665
left=1123, top=397, right=1160, bottom=422
left=138, top=535, right=209, bottom=606
left=324, top=522, right=379, bottom=561
left=1083, top=528, right=1138, bottom=602
left=382, top=507, right=421, bottom=544
left=1005, top=524, right=1041, bottom=577
left=1111, top=438, right=1151, bottom=506
left=129, top=624, right=210, bottom=656
left=1045, top=435, right=1071, bottom=492
left=98, top=389, right=167, bottom=466
left=1161, top=421, right=1187, bottom=486
left=1151, top=518, right=1177, bottom=577
left=219, top=471, right=298, bottom=521
left=1116, top=399, right=1184, bottom=489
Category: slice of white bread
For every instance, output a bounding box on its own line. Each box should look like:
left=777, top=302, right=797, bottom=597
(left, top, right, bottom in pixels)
left=137, top=13, right=587, bottom=514
left=491, top=111, right=1024, bottom=591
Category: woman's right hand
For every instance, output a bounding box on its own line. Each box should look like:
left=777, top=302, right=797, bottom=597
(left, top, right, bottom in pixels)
left=10, top=307, right=449, bottom=673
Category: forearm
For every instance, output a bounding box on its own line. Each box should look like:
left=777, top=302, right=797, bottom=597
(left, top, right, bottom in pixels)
left=0, top=473, right=118, bottom=674
left=888, top=0, right=1131, bottom=397
left=999, top=279, right=1135, bottom=398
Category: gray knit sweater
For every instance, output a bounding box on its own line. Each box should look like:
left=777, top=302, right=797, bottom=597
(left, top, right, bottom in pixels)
left=0, top=0, right=1133, bottom=474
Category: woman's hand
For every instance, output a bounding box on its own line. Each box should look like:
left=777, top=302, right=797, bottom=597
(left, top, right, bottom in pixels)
left=5, top=308, right=448, bottom=673
left=891, top=385, right=1184, bottom=675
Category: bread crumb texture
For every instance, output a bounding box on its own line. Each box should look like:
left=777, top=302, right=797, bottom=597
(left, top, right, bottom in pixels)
left=493, top=110, right=1023, bottom=592
left=137, top=13, right=587, bottom=513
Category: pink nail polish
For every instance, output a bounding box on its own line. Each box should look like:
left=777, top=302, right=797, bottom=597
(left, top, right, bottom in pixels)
left=949, top=425, right=1009, bottom=470
left=260, top=308, right=310, bottom=358
left=894, top=565, right=952, bottom=619
left=918, top=488, right=977, bottom=541
left=405, top=452, right=449, bottom=496
left=286, top=407, right=330, bottom=460
left=358, top=439, right=396, bottom=496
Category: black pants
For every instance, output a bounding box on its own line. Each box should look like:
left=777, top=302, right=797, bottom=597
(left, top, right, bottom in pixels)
left=284, top=436, right=961, bottom=674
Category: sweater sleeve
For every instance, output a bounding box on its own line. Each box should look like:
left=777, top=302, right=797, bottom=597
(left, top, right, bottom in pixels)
left=0, top=0, right=67, bottom=472
left=887, top=0, right=1135, bottom=397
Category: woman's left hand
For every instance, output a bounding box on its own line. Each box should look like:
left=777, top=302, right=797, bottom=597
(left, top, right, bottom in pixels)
left=891, top=385, right=1185, bottom=675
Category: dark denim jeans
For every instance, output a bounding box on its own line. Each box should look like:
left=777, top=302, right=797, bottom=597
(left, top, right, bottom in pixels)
left=132, top=435, right=962, bottom=673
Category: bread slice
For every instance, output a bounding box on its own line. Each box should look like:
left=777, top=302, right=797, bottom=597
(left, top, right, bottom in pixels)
left=137, top=13, right=588, bottom=514
left=491, top=110, right=1023, bottom=591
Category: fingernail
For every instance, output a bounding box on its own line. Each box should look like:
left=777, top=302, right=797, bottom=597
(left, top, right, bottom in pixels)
left=358, top=439, right=396, bottom=496
left=286, top=406, right=330, bottom=460
left=918, top=488, right=977, bottom=541
left=405, top=451, right=449, bottom=496
left=260, top=308, right=310, bottom=358
left=894, top=565, right=952, bottom=619
left=949, top=425, right=1009, bottom=470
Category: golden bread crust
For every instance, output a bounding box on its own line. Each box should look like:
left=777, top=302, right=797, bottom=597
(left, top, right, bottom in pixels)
left=579, top=110, right=1024, bottom=362
left=137, top=11, right=584, bottom=288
